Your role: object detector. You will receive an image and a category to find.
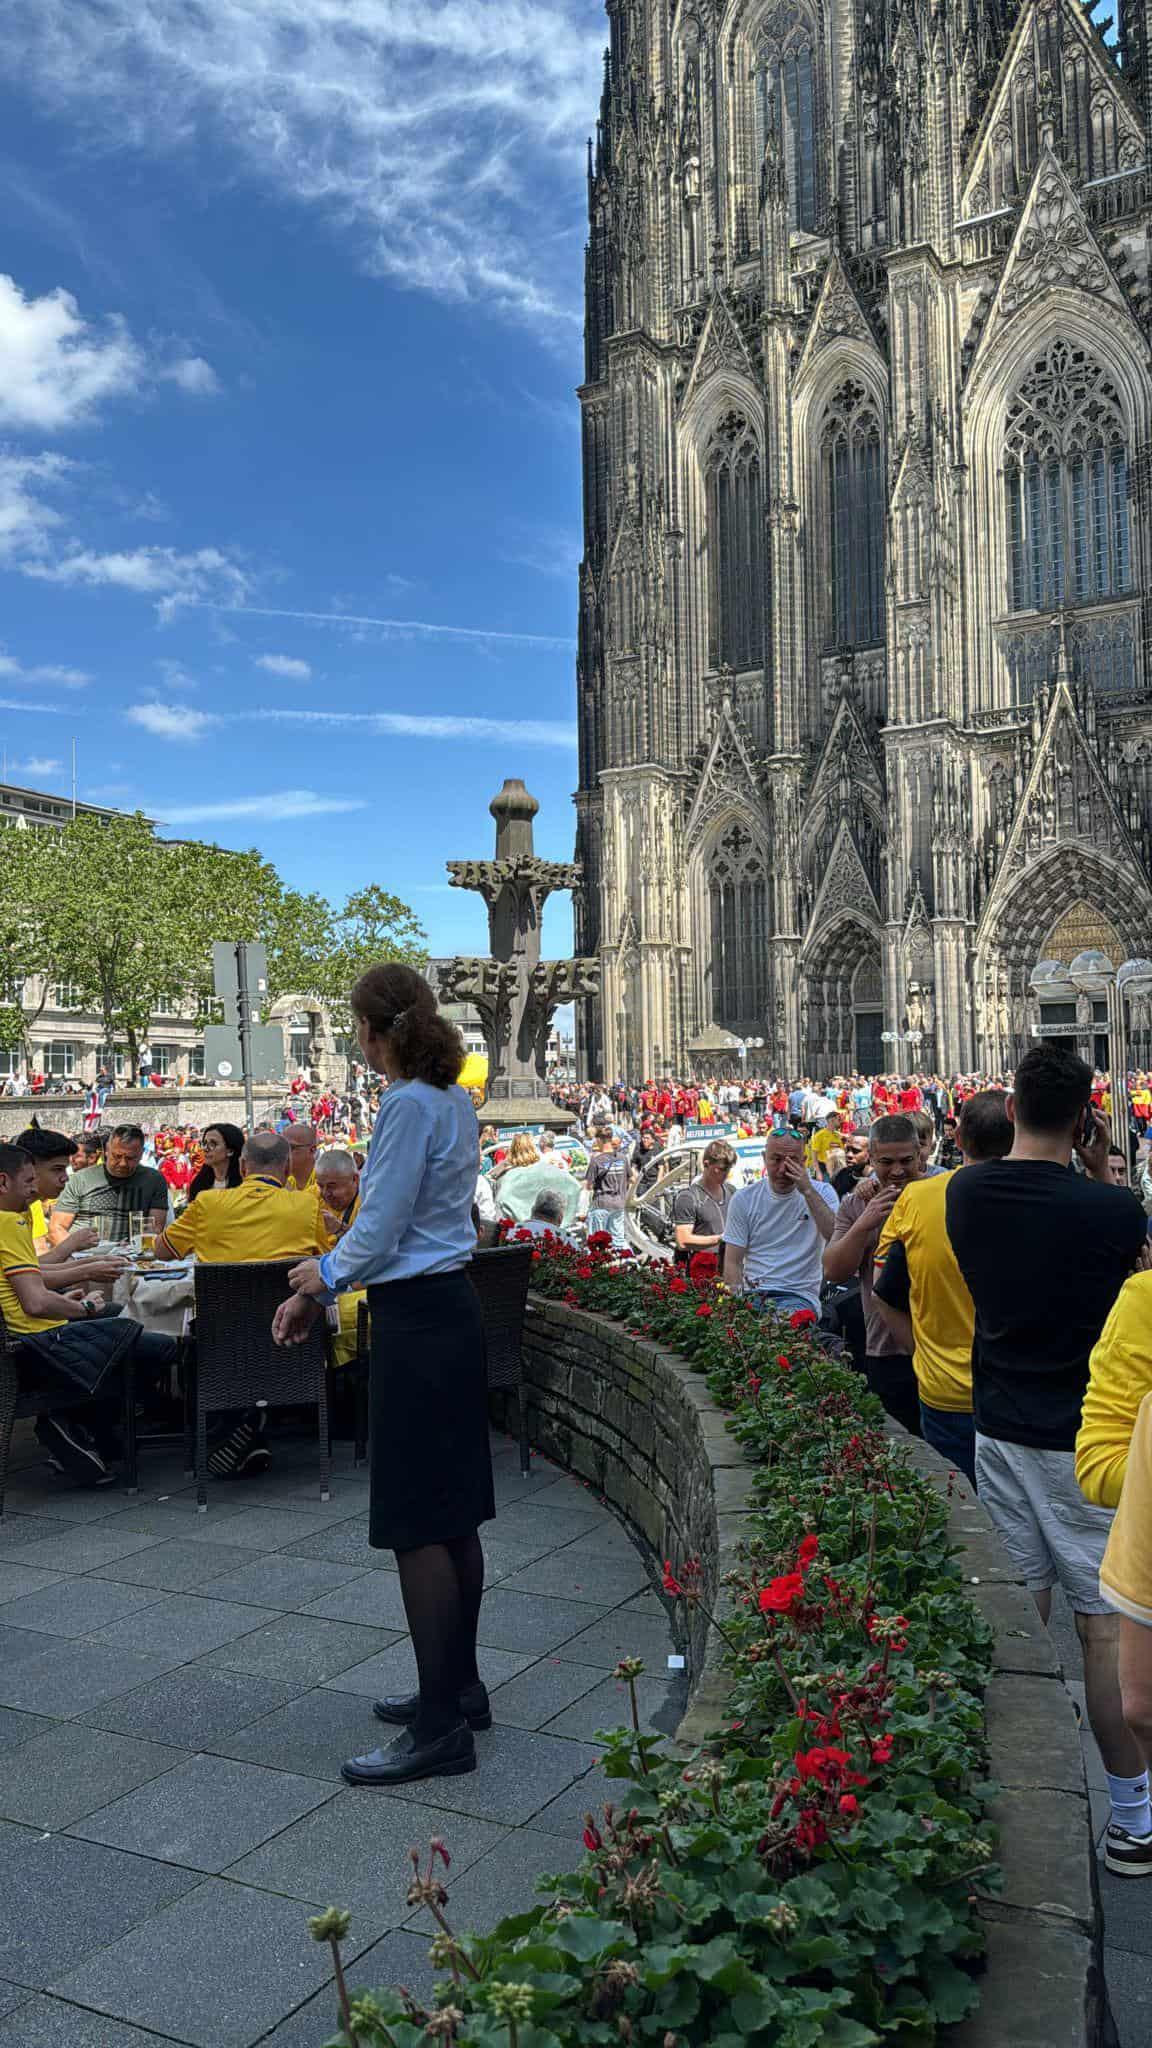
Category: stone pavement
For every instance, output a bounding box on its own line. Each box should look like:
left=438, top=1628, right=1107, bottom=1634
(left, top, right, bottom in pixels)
left=1050, top=1593, right=1152, bottom=2046
left=0, top=1425, right=685, bottom=2048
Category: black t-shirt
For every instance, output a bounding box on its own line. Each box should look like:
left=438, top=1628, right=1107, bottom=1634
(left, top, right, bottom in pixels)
left=671, top=1179, right=730, bottom=1257
left=832, top=1164, right=867, bottom=1202
left=945, top=1161, right=1146, bottom=1450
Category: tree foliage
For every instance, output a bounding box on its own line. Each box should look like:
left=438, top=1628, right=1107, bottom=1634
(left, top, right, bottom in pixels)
left=0, top=814, right=428, bottom=1078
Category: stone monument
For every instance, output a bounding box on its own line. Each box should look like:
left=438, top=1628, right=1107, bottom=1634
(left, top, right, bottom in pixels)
left=437, top=779, right=599, bottom=1130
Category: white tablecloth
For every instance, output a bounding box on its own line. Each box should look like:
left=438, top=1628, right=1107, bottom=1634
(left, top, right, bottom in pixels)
left=112, top=1260, right=195, bottom=1337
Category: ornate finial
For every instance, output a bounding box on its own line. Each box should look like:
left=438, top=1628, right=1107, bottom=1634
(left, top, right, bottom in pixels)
left=489, top=779, right=540, bottom=860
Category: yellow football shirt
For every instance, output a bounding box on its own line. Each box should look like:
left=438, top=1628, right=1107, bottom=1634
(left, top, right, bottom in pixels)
left=874, top=1171, right=974, bottom=1414
left=163, top=1177, right=322, bottom=1263
left=27, top=1199, right=50, bottom=1253
left=1100, top=1390, right=1152, bottom=1624
left=318, top=1193, right=364, bottom=1366
left=1076, top=1271, right=1152, bottom=1508
left=287, top=1169, right=318, bottom=1194
left=0, top=1210, right=65, bottom=1335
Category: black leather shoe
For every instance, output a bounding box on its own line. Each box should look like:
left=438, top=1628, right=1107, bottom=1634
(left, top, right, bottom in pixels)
left=373, top=1682, right=492, bottom=1732
left=341, top=1723, right=476, bottom=1786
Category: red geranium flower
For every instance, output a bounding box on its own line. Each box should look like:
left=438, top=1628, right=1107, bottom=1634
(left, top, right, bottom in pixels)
left=575, top=1264, right=593, bottom=1280
left=759, top=1570, right=805, bottom=1615
left=839, top=1794, right=858, bottom=1816
left=668, top=1275, right=688, bottom=1295
left=662, top=1560, right=682, bottom=1596
left=695, top=1303, right=713, bottom=1319
left=586, top=1231, right=613, bottom=1249
left=797, top=1533, right=819, bottom=1570
left=789, top=1308, right=818, bottom=1329
left=582, top=1822, right=603, bottom=1852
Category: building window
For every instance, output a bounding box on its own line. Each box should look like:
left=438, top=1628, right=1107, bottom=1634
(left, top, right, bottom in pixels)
left=151, top=1043, right=180, bottom=1078
left=756, top=9, right=821, bottom=234
left=0, top=976, right=24, bottom=1006
left=822, top=381, right=885, bottom=648
left=708, top=821, right=770, bottom=1030
left=189, top=1044, right=205, bottom=1079
left=96, top=1044, right=130, bottom=1079
left=153, top=992, right=181, bottom=1017
left=48, top=982, right=81, bottom=1011
left=44, top=1042, right=77, bottom=1078
left=1005, top=340, right=1132, bottom=614
left=705, top=411, right=765, bottom=672
left=0, top=1048, right=20, bottom=1078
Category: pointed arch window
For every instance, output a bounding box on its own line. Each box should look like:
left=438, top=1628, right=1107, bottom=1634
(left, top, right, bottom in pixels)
left=705, top=411, right=765, bottom=671
left=755, top=7, right=821, bottom=234
left=708, top=821, right=770, bottom=1030
left=1004, top=340, right=1132, bottom=614
left=821, top=381, right=885, bottom=649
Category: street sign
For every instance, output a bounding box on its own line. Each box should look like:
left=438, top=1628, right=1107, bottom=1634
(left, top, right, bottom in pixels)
left=1030, top=1022, right=1099, bottom=1039
left=212, top=942, right=268, bottom=1004
left=203, top=1024, right=285, bottom=1084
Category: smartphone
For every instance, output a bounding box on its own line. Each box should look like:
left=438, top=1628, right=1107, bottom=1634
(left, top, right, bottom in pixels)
left=1078, top=1104, right=1097, bottom=1149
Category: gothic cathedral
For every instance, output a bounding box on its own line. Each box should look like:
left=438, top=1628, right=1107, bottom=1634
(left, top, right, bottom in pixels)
left=574, top=0, right=1152, bottom=1080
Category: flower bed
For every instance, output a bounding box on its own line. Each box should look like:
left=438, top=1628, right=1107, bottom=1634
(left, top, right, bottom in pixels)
left=318, top=1234, right=1001, bottom=2047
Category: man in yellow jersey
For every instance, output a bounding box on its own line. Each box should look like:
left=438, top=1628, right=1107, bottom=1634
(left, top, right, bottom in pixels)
left=806, top=1110, right=843, bottom=1177
left=156, top=1128, right=322, bottom=1476
left=284, top=1123, right=318, bottom=1193
left=316, top=1148, right=363, bottom=1366
left=871, top=1090, right=1013, bottom=1485
left=0, top=1141, right=174, bottom=1487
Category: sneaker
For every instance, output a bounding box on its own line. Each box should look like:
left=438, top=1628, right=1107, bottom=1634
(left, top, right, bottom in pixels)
left=1104, top=1823, right=1152, bottom=1878
left=35, top=1416, right=116, bottom=1488
left=236, top=1444, right=272, bottom=1478
left=207, top=1418, right=258, bottom=1477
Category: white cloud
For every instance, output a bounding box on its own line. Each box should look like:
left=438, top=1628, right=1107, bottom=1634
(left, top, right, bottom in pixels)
left=9, top=755, right=63, bottom=778
left=0, top=645, right=91, bottom=687
left=255, top=652, right=312, bottom=681
left=0, top=272, right=143, bottom=431
left=123, top=699, right=576, bottom=747
left=224, top=603, right=574, bottom=651
left=25, top=544, right=251, bottom=621
left=0, top=696, right=65, bottom=715
left=155, top=658, right=197, bottom=691
left=157, top=789, right=367, bottom=824
left=159, top=355, right=221, bottom=397
left=125, top=701, right=217, bottom=741
left=1, top=3, right=603, bottom=339
left=0, top=451, right=71, bottom=560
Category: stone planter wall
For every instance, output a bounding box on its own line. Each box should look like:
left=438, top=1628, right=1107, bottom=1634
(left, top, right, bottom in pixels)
left=496, top=1294, right=1110, bottom=2048
left=0, top=1086, right=285, bottom=1140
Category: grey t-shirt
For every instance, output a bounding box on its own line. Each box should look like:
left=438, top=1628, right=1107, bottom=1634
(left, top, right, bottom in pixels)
left=55, top=1162, right=170, bottom=1242
left=586, top=1153, right=628, bottom=1211
left=671, top=1178, right=730, bottom=1250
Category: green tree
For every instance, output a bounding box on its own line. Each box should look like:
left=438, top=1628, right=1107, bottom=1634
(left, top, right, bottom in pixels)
left=4, top=813, right=285, bottom=1082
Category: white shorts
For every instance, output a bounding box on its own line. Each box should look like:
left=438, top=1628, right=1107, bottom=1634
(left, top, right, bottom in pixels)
left=974, top=1434, right=1115, bottom=1616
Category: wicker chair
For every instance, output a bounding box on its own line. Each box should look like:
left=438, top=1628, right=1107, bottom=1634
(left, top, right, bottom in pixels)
left=470, top=1241, right=535, bottom=1477
left=191, top=1260, right=331, bottom=1510
left=0, top=1303, right=138, bottom=1518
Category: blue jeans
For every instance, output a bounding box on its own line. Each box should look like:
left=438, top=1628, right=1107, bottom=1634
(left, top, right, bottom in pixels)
left=920, top=1402, right=977, bottom=1486
left=747, top=1289, right=818, bottom=1318
left=586, top=1208, right=627, bottom=1247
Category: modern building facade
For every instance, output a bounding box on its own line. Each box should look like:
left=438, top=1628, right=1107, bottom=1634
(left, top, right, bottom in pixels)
left=574, top=0, right=1152, bottom=1079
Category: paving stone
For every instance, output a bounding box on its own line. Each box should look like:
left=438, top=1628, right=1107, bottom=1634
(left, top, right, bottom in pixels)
left=986, top=1787, right=1094, bottom=1931
left=0, top=1516, right=73, bottom=1557
left=0, top=1985, right=25, bottom=2023
left=70, top=1750, right=336, bottom=1871
left=488, top=1658, right=606, bottom=1731
left=528, top=1475, right=614, bottom=1514
left=406, top=1825, right=572, bottom=1936
left=51, top=1877, right=379, bottom=2048
left=986, top=1674, right=1085, bottom=1794
left=212, top=1686, right=385, bottom=1780
left=380, top=1723, right=602, bottom=1827
left=0, top=1622, right=59, bottom=1673
left=282, top=1522, right=395, bottom=1569
left=230, top=1929, right=437, bottom=2048
left=204, top=1613, right=399, bottom=1685
left=1105, top=1947, right=1152, bottom=2046
left=0, top=1576, right=164, bottom=1638
left=490, top=1461, right=564, bottom=1506
left=183, top=1504, right=362, bottom=1550
left=1098, top=1858, right=1152, bottom=1956
left=85, top=1591, right=275, bottom=1669
left=324, top=1638, right=533, bottom=1699
left=558, top=1520, right=647, bottom=1562
left=108, top=1499, right=253, bottom=1538
left=228, top=1783, right=507, bottom=1911
left=0, top=1639, right=180, bottom=1717
left=0, top=1723, right=185, bottom=1830
left=300, top=1572, right=412, bottom=1629
left=0, top=1565, right=66, bottom=1605
left=0, top=1708, right=56, bottom=1756
left=543, top=1668, right=685, bottom=1742
left=551, top=1608, right=676, bottom=1670
left=497, top=1550, right=650, bottom=1606
left=0, top=1526, right=162, bottom=1574
left=0, top=1831, right=200, bottom=1989
left=88, top=1537, right=260, bottom=1591
left=0, top=1484, right=134, bottom=1525
left=475, top=1589, right=607, bottom=1655
left=480, top=1535, right=562, bottom=1579
left=485, top=1500, right=608, bottom=1548
left=0, top=1997, right=178, bottom=2046
left=190, top=1555, right=369, bottom=1611
left=83, top=1665, right=306, bottom=1747
left=530, top=1758, right=616, bottom=1841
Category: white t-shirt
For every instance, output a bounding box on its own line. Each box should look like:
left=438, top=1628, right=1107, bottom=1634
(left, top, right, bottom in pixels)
left=724, top=1178, right=839, bottom=1310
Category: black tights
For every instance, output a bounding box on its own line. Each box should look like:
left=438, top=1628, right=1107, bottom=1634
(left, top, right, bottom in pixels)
left=395, top=1531, right=485, bottom=1739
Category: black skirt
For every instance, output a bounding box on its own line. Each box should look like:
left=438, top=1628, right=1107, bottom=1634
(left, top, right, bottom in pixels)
left=366, top=1268, right=495, bottom=1553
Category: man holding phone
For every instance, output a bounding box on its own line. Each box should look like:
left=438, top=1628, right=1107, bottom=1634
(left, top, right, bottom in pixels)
left=947, top=1043, right=1152, bottom=1877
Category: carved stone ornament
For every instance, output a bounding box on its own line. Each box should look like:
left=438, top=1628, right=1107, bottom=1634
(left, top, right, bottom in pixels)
left=998, top=153, right=1114, bottom=321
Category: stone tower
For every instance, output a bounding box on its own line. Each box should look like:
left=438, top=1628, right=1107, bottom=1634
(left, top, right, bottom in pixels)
left=575, top=0, right=1152, bottom=1080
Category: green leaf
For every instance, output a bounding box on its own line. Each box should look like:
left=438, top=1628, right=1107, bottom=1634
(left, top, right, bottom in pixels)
left=549, top=1915, right=630, bottom=1963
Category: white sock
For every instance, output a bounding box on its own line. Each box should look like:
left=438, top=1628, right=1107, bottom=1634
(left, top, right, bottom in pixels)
left=1106, top=1770, right=1152, bottom=1838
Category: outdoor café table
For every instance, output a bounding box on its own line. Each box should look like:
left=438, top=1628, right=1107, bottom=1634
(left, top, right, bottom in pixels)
left=112, top=1257, right=196, bottom=1339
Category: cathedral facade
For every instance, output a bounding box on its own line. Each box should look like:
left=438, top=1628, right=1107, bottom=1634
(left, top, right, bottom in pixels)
left=574, top=0, right=1152, bottom=1080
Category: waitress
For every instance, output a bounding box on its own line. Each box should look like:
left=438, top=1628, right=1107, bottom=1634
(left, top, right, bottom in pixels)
left=273, top=962, right=494, bottom=1786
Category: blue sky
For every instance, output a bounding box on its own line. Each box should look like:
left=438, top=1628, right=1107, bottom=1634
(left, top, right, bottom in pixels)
left=0, top=1, right=604, bottom=959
